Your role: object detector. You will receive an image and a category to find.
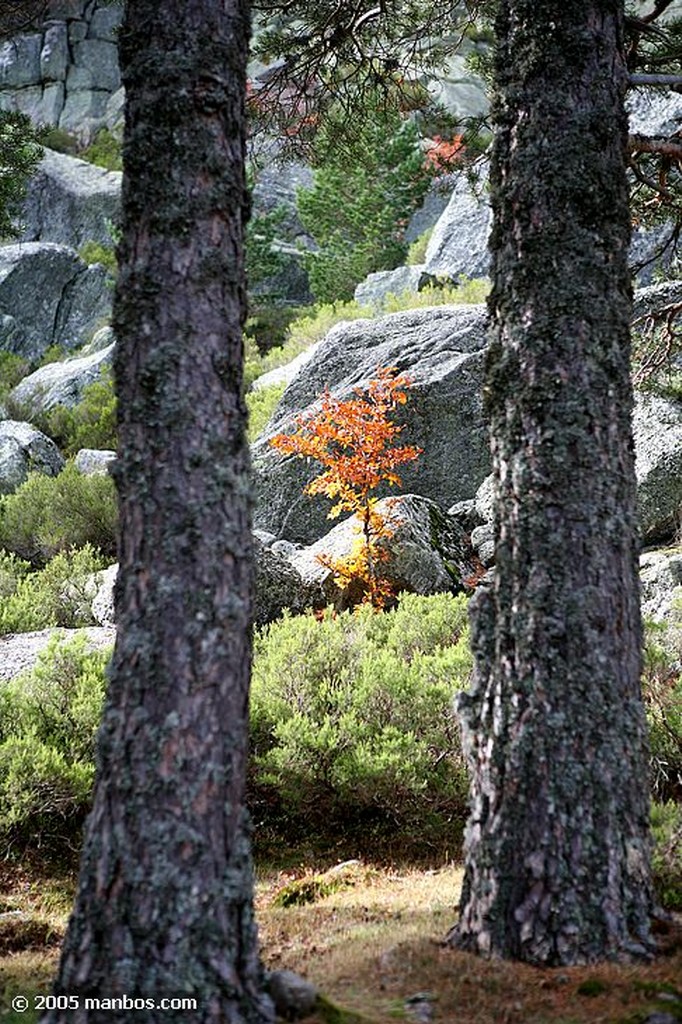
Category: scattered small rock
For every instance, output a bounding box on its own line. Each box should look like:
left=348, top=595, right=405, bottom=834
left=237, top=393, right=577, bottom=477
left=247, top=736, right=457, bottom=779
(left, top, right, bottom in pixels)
left=267, top=969, right=318, bottom=1021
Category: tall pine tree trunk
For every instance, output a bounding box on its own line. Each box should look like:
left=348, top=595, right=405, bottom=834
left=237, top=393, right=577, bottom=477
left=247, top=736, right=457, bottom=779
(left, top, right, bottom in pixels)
left=449, top=0, right=655, bottom=964
left=42, top=2, right=272, bottom=1021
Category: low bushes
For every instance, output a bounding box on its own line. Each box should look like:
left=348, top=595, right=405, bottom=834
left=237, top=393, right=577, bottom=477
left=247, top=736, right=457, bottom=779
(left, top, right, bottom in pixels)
left=0, top=635, right=108, bottom=853
left=0, top=464, right=117, bottom=566
left=250, top=593, right=473, bottom=844
left=1, top=595, right=680, bottom=901
left=0, top=545, right=107, bottom=635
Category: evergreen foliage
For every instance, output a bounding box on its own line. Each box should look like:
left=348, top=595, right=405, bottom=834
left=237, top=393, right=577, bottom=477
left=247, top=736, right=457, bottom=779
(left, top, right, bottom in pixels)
left=297, top=112, right=433, bottom=301
left=0, top=111, right=43, bottom=239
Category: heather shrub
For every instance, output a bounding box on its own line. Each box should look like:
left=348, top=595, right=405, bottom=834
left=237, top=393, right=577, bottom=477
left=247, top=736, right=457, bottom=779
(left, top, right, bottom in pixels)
left=0, top=550, right=31, bottom=600
left=651, top=800, right=682, bottom=911
left=79, top=240, right=117, bottom=277
left=642, top=619, right=682, bottom=802
left=246, top=383, right=286, bottom=439
left=0, top=464, right=117, bottom=565
left=250, top=593, right=473, bottom=841
left=38, top=372, right=118, bottom=456
left=79, top=127, right=122, bottom=171
left=0, top=544, right=108, bottom=635
left=0, top=635, right=109, bottom=851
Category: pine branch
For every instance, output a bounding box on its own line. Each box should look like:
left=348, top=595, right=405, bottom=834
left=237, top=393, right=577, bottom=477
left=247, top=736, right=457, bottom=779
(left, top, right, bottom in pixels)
left=629, top=134, right=682, bottom=159
left=629, top=73, right=682, bottom=87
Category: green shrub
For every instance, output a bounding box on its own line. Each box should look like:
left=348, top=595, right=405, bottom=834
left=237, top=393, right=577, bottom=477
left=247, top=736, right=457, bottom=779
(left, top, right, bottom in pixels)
left=0, top=635, right=110, bottom=850
left=0, top=111, right=44, bottom=241
left=38, top=371, right=118, bottom=456
left=381, top=276, right=490, bottom=313
left=79, top=127, right=122, bottom=172
left=406, top=227, right=433, bottom=266
left=651, top=801, right=682, bottom=911
left=246, top=383, right=286, bottom=439
left=79, top=240, right=117, bottom=277
left=0, top=550, right=31, bottom=600
left=642, top=619, right=682, bottom=802
left=40, top=127, right=79, bottom=156
left=244, top=300, right=372, bottom=390
left=0, top=464, right=118, bottom=566
left=0, top=351, right=30, bottom=401
left=0, top=544, right=108, bottom=635
left=250, top=593, right=473, bottom=841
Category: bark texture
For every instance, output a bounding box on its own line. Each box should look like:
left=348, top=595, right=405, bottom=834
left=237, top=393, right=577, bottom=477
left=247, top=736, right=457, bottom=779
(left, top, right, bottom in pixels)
left=449, top=0, right=655, bottom=964
left=42, top=2, right=272, bottom=1021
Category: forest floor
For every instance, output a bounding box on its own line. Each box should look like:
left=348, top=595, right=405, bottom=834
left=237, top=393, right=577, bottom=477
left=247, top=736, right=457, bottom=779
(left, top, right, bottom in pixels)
left=0, top=858, right=680, bottom=1024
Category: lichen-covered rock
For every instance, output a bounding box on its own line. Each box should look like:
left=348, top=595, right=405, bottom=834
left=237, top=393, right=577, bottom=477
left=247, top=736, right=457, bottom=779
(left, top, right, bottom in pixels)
left=354, top=265, right=425, bottom=308
left=640, top=548, right=682, bottom=625
left=254, top=538, right=324, bottom=624
left=74, top=448, right=116, bottom=476
left=20, top=147, right=121, bottom=250
left=92, top=543, right=323, bottom=630
left=91, top=562, right=118, bottom=626
left=266, top=970, right=318, bottom=1022
left=288, top=494, right=476, bottom=608
left=0, top=420, right=64, bottom=495
left=10, top=338, right=115, bottom=414
left=423, top=167, right=491, bottom=284
left=0, top=243, right=110, bottom=361
left=252, top=303, right=490, bottom=544
left=0, top=626, right=115, bottom=683
left=634, top=392, right=682, bottom=545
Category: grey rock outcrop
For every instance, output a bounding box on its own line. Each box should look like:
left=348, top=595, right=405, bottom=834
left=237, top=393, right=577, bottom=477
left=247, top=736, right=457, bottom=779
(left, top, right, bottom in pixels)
left=423, top=167, right=492, bottom=284
left=640, top=548, right=682, bottom=626
left=0, top=626, right=115, bottom=684
left=266, top=970, right=318, bottom=1022
left=451, top=391, right=682, bottom=550
left=354, top=265, right=425, bottom=308
left=10, top=336, right=114, bottom=414
left=254, top=538, right=324, bottom=624
left=0, top=420, right=64, bottom=495
left=251, top=340, right=324, bottom=393
left=0, top=1, right=123, bottom=142
left=252, top=303, right=490, bottom=544
left=92, top=543, right=324, bottom=630
left=91, top=562, right=118, bottom=626
left=20, top=147, right=121, bottom=249
left=289, top=494, right=477, bottom=608
left=634, top=392, right=682, bottom=544
left=74, top=448, right=116, bottom=476
left=0, top=243, right=111, bottom=361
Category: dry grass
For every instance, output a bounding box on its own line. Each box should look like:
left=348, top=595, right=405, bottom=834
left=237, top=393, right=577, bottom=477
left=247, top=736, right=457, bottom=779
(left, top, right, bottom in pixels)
left=1, top=860, right=681, bottom=1024
left=256, top=862, right=682, bottom=1024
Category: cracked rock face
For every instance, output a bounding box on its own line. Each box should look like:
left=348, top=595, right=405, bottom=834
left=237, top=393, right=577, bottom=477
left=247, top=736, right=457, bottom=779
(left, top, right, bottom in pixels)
left=0, top=420, right=64, bottom=495
left=20, top=147, right=121, bottom=250
left=0, top=242, right=111, bottom=361
left=9, top=335, right=114, bottom=414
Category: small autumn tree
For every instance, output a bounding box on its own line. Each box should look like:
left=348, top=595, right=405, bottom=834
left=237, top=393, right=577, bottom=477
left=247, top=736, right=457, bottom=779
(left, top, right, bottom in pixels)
left=270, top=367, right=421, bottom=606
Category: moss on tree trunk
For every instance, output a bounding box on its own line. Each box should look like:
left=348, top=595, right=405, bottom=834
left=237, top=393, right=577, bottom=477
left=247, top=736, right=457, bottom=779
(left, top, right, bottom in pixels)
left=41, top=2, right=272, bottom=1021
left=449, top=0, right=655, bottom=964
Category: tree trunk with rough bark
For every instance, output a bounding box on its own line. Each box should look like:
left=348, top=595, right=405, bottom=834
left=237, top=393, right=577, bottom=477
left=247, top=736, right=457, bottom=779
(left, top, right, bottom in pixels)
left=449, top=0, right=655, bottom=964
left=42, top=2, right=272, bottom=1021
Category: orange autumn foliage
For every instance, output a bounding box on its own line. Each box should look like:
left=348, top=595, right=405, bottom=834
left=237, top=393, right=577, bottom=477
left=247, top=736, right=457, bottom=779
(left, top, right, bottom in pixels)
left=270, top=367, right=422, bottom=607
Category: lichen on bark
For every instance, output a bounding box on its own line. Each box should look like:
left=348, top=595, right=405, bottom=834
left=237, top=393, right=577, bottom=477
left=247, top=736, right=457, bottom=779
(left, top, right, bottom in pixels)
left=41, top=2, right=272, bottom=1021
left=449, top=0, right=656, bottom=964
